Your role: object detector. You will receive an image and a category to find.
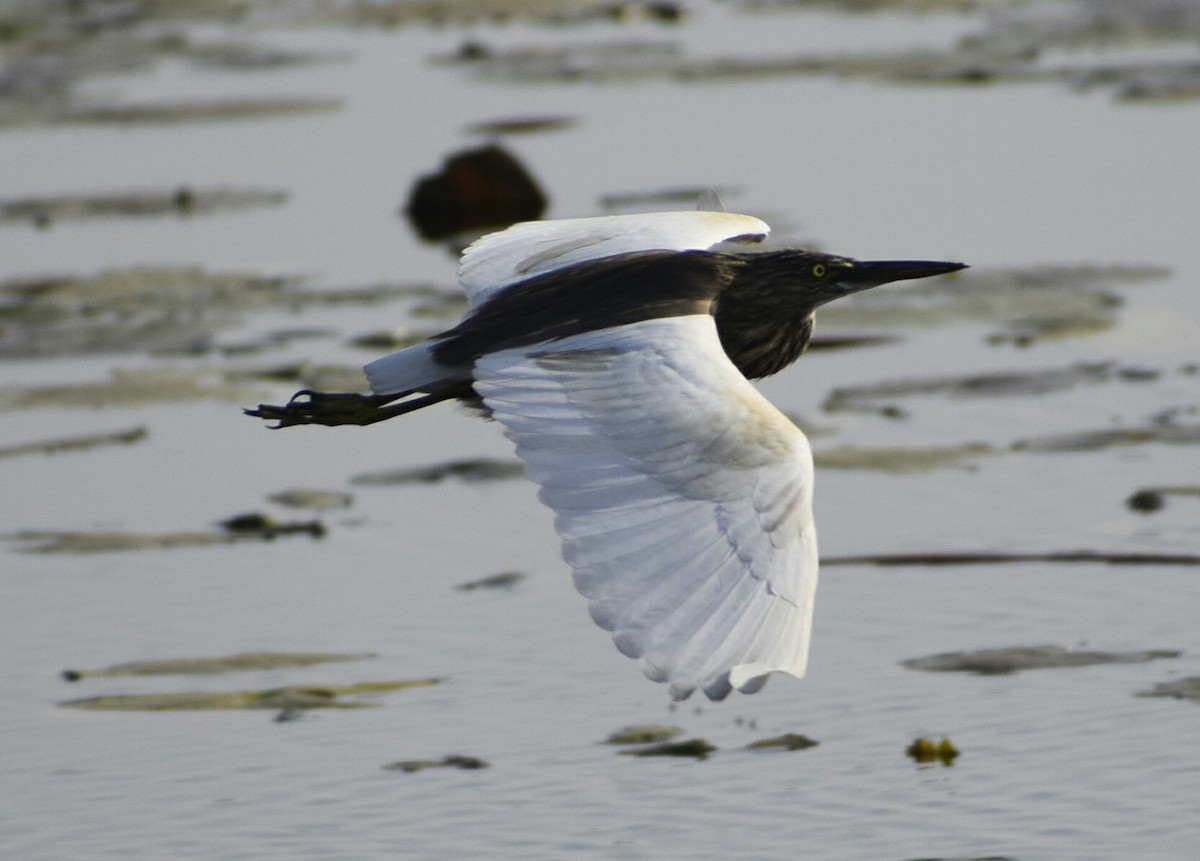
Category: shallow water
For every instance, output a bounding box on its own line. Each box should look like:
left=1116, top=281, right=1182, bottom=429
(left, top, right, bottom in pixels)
left=3, top=3, right=1199, bottom=860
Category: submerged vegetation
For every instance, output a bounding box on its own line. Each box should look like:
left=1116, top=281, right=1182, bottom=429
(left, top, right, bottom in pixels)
left=60, top=679, right=438, bottom=711
left=0, top=425, right=147, bottom=459
left=901, top=645, right=1181, bottom=675
left=1, top=0, right=1196, bottom=146
left=57, top=649, right=434, bottom=718
left=906, top=737, right=959, bottom=766
left=0, top=187, right=288, bottom=228
left=618, top=738, right=717, bottom=759
left=442, top=1, right=1200, bottom=101
left=0, top=267, right=437, bottom=359
left=350, top=458, right=526, bottom=485
left=62, top=651, right=377, bottom=681
left=384, top=754, right=490, bottom=772
left=5, top=513, right=326, bottom=553
left=604, top=724, right=684, bottom=744
left=1137, top=678, right=1200, bottom=703
left=746, top=733, right=819, bottom=751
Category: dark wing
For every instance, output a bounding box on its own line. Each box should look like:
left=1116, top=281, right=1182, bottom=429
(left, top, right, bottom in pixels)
left=457, top=210, right=769, bottom=307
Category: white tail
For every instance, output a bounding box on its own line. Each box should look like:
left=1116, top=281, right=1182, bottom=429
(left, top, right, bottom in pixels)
left=363, top=342, right=465, bottom=396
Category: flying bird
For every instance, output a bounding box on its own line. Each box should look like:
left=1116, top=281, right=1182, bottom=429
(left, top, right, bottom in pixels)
left=248, top=208, right=965, bottom=701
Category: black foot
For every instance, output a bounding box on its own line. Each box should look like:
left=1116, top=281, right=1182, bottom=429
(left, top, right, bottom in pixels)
left=245, top=390, right=398, bottom=428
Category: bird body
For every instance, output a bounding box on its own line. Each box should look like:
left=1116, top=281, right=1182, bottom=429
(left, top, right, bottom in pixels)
left=249, top=208, right=965, bottom=700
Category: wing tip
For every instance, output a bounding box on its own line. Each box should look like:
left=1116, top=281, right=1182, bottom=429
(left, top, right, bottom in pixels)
left=656, top=664, right=802, bottom=702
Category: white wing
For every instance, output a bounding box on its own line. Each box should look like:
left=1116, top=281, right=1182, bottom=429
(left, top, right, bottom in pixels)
left=458, top=211, right=769, bottom=307
left=472, top=315, right=818, bottom=701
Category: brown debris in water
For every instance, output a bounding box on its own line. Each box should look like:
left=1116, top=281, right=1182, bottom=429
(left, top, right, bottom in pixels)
left=404, top=144, right=548, bottom=242
left=456, top=571, right=525, bottom=591
left=1126, top=486, right=1200, bottom=514
left=218, top=512, right=326, bottom=539
left=383, top=754, right=489, bottom=773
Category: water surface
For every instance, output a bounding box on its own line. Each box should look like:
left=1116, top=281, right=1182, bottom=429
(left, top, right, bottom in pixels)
left=3, top=3, right=1199, bottom=859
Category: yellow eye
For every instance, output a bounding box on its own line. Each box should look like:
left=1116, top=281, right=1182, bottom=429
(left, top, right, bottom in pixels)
left=812, top=263, right=827, bottom=278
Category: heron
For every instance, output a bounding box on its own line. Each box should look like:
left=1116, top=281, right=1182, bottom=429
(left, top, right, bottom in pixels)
left=248, top=208, right=965, bottom=701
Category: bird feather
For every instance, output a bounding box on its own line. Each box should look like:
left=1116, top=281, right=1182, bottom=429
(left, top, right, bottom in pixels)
left=458, top=211, right=769, bottom=307
left=472, top=315, right=817, bottom=700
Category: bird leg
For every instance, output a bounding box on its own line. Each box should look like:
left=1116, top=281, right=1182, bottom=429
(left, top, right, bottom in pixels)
left=245, top=389, right=431, bottom=428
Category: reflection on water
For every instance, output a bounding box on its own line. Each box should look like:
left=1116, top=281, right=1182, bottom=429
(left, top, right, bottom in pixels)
left=3, top=1, right=1199, bottom=860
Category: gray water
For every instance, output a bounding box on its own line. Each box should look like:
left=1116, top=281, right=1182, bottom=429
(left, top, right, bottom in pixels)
left=3, top=3, right=1199, bottom=859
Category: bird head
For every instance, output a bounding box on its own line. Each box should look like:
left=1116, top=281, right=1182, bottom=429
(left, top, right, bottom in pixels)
left=756, top=251, right=967, bottom=309
left=714, top=249, right=967, bottom=379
